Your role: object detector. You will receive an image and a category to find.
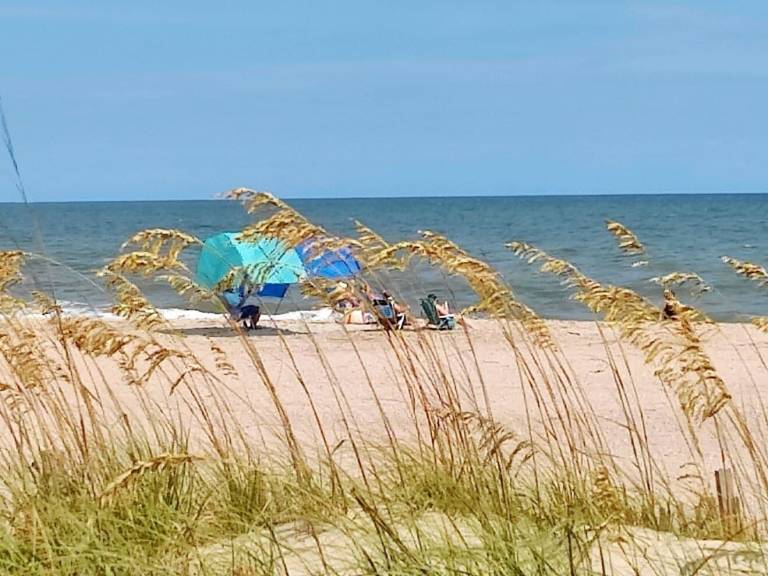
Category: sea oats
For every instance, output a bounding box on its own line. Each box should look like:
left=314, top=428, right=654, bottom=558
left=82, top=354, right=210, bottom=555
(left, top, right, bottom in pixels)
left=752, top=317, right=768, bottom=333
left=354, top=220, right=407, bottom=270
left=105, top=251, right=188, bottom=277
left=508, top=241, right=729, bottom=423
left=98, top=453, right=203, bottom=506
left=0, top=250, right=27, bottom=313
left=121, top=228, right=201, bottom=261
left=99, top=271, right=165, bottom=332
left=157, top=274, right=216, bottom=304
left=722, top=256, right=768, bottom=287
left=605, top=220, right=645, bottom=256
left=649, top=272, right=711, bottom=295
left=226, top=188, right=356, bottom=266
left=363, top=232, right=554, bottom=347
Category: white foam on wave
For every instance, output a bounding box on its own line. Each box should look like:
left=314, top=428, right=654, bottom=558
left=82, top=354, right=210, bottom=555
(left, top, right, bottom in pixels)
left=24, top=301, right=340, bottom=324
left=269, top=307, right=338, bottom=323
left=160, top=307, right=339, bottom=323
left=55, top=302, right=122, bottom=321
left=157, top=308, right=223, bottom=321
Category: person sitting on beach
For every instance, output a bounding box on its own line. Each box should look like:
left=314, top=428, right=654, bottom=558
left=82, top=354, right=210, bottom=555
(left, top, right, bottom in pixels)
left=332, top=281, right=360, bottom=312
left=382, top=290, right=407, bottom=329
left=434, top=297, right=451, bottom=318
left=340, top=294, right=375, bottom=325
left=221, top=284, right=261, bottom=330
left=421, top=293, right=456, bottom=330
left=357, top=283, right=406, bottom=329
left=343, top=308, right=376, bottom=325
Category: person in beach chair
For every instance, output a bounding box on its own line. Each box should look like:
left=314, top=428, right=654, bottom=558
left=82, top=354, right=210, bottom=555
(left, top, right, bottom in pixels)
left=364, top=284, right=406, bottom=330
left=421, top=293, right=456, bottom=330
left=221, top=283, right=261, bottom=330
left=382, top=290, right=407, bottom=330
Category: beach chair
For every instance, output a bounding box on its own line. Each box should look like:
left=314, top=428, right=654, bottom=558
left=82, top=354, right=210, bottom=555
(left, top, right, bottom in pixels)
left=420, top=297, right=455, bottom=330
left=372, top=297, right=406, bottom=330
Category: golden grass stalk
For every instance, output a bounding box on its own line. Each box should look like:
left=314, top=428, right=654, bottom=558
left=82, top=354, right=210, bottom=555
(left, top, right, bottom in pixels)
left=105, top=251, right=188, bottom=277
left=507, top=241, right=730, bottom=423
left=121, top=228, right=201, bottom=261
left=354, top=220, right=407, bottom=271
left=649, top=272, right=711, bottom=295
left=99, top=271, right=165, bottom=332
left=57, top=316, right=136, bottom=357
left=370, top=231, right=553, bottom=347
left=226, top=187, right=292, bottom=213
left=226, top=188, right=356, bottom=263
left=605, top=219, right=645, bottom=256
left=158, top=274, right=216, bottom=304
left=299, top=278, right=356, bottom=310
left=0, top=250, right=27, bottom=313
left=98, top=453, right=203, bottom=506
left=52, top=310, right=197, bottom=394
left=721, top=256, right=768, bottom=332
left=0, top=323, right=55, bottom=392
left=722, top=256, right=768, bottom=288
left=109, top=228, right=216, bottom=308
left=752, top=317, right=768, bottom=333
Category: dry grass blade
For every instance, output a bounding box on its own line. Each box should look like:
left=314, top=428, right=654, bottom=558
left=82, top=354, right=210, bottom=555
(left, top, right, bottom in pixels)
left=32, top=290, right=62, bottom=315
left=432, top=405, right=533, bottom=469
left=105, top=251, right=188, bottom=276
left=374, top=231, right=554, bottom=347
left=299, top=277, right=357, bottom=310
left=211, top=260, right=298, bottom=294
left=226, top=189, right=359, bottom=266
left=722, top=256, right=768, bottom=288
left=225, top=187, right=291, bottom=213
left=507, top=241, right=730, bottom=423
left=99, top=271, right=165, bottom=332
left=159, top=274, right=216, bottom=304
left=752, top=317, right=768, bottom=333
left=121, top=228, right=201, bottom=261
left=208, top=339, right=236, bottom=377
left=0, top=250, right=27, bottom=312
left=0, top=324, right=56, bottom=392
left=54, top=312, right=197, bottom=393
left=98, top=453, right=203, bottom=506
left=354, top=220, right=407, bottom=270
left=649, top=272, right=711, bottom=295
left=605, top=219, right=645, bottom=256
left=58, top=316, right=136, bottom=357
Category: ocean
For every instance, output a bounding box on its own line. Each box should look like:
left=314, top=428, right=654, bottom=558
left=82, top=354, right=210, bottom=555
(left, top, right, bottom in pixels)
left=1, top=194, right=766, bottom=321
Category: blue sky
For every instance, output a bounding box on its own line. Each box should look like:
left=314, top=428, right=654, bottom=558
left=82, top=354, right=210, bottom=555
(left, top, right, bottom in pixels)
left=1, top=1, right=767, bottom=201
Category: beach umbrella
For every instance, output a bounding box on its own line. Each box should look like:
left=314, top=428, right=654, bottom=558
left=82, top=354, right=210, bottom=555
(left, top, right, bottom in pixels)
left=195, top=232, right=306, bottom=299
left=295, top=242, right=362, bottom=279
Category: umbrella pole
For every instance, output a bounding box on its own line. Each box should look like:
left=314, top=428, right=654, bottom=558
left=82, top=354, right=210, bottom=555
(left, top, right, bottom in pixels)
left=273, top=297, right=283, bottom=317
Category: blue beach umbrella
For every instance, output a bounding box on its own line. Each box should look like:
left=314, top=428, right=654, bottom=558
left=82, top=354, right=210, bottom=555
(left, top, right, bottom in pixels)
left=295, top=242, right=362, bottom=279
left=195, top=232, right=306, bottom=299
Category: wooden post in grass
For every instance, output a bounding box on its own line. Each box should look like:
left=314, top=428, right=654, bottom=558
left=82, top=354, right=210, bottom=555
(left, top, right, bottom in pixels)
left=715, top=468, right=742, bottom=535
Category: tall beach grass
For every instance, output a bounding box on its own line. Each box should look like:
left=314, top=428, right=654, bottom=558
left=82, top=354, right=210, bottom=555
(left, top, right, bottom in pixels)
left=0, top=190, right=767, bottom=574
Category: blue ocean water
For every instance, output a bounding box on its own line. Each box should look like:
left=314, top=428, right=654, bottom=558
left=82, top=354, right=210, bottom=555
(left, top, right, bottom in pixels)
left=1, top=195, right=766, bottom=321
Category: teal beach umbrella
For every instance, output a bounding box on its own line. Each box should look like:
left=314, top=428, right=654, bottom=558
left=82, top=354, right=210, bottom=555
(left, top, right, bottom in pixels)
left=195, top=233, right=306, bottom=297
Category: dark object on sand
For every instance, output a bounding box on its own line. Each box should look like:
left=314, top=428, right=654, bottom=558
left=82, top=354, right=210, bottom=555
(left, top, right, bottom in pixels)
left=238, top=304, right=261, bottom=330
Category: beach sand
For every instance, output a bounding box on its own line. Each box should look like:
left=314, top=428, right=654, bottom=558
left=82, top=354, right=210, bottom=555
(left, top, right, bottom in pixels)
left=12, top=313, right=766, bottom=491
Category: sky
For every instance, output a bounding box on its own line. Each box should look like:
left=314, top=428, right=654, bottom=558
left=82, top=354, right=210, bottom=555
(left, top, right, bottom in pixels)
left=1, top=1, right=767, bottom=201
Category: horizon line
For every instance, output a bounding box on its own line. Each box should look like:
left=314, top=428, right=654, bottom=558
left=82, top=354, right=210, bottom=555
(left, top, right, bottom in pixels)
left=1, top=190, right=767, bottom=204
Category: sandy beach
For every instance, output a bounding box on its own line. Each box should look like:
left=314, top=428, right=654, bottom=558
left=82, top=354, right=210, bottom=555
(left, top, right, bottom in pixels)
left=16, top=313, right=765, bottom=489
